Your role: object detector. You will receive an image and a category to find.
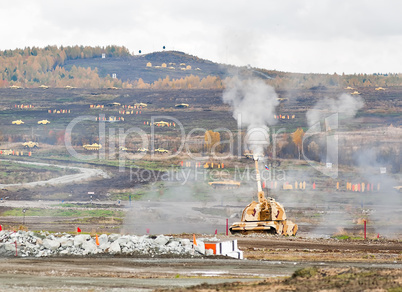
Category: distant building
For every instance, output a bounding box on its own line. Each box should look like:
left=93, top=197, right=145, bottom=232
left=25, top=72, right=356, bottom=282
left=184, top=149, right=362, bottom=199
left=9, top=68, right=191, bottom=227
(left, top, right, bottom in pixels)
left=112, top=73, right=117, bottom=79
left=146, top=62, right=152, bottom=67
left=102, top=53, right=106, bottom=58
left=186, top=65, right=192, bottom=70
left=161, top=63, right=167, bottom=68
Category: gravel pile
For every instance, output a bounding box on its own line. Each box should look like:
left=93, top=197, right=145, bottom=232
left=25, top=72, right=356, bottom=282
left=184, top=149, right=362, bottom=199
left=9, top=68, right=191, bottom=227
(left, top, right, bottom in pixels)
left=0, top=230, right=209, bottom=257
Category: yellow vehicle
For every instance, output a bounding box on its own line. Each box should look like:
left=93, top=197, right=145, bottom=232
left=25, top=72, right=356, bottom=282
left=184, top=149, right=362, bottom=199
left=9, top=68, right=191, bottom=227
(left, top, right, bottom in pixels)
left=229, top=159, right=298, bottom=236
left=344, top=86, right=355, bottom=90
left=154, top=148, right=169, bottom=154
left=243, top=151, right=254, bottom=159
left=10, top=85, right=23, bottom=89
left=375, top=87, right=386, bottom=91
left=12, top=120, right=24, bottom=125
left=64, top=85, right=76, bottom=89
left=119, top=146, right=128, bottom=151
left=208, top=180, right=240, bottom=189
left=175, top=103, right=189, bottom=108
left=350, top=91, right=361, bottom=95
left=137, top=147, right=148, bottom=153
left=22, top=141, right=38, bottom=148
left=134, top=103, right=147, bottom=107
left=38, top=119, right=50, bottom=125
left=39, top=85, right=49, bottom=89
left=153, top=121, right=170, bottom=127
left=83, top=143, right=102, bottom=150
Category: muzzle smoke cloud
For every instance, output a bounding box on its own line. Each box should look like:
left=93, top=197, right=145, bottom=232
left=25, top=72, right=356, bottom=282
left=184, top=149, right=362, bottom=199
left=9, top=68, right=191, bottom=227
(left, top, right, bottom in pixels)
left=222, top=77, right=279, bottom=156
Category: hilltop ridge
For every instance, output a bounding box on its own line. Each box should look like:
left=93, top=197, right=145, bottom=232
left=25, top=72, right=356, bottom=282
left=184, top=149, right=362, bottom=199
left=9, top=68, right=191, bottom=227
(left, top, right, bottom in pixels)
left=63, top=50, right=229, bottom=83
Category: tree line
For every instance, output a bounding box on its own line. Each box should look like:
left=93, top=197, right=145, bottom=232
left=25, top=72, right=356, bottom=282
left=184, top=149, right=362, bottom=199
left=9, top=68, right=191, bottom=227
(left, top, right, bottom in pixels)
left=0, top=45, right=130, bottom=88
left=1, top=45, right=402, bottom=89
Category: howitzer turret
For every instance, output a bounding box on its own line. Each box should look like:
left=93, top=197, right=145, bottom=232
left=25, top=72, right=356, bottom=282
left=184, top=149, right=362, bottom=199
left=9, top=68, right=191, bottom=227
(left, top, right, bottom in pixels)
left=229, top=159, right=298, bottom=236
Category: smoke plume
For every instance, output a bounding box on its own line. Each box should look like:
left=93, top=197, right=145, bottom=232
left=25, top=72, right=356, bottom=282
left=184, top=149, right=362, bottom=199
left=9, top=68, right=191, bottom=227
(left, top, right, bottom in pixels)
left=306, top=93, right=364, bottom=127
left=222, top=77, right=279, bottom=156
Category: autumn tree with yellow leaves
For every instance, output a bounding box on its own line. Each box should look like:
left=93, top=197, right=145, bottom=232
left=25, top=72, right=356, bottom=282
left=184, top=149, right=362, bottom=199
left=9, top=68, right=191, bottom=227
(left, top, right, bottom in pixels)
left=292, top=128, right=305, bottom=160
left=204, top=130, right=221, bottom=154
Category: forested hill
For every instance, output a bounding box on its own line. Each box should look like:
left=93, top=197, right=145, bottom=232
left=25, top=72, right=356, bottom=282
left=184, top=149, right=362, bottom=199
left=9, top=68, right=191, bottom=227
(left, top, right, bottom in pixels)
left=0, top=45, right=401, bottom=89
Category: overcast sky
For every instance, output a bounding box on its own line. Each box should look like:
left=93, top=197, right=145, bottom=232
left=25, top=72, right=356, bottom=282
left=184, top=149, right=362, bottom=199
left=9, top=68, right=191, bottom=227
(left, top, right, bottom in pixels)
left=1, top=0, right=401, bottom=74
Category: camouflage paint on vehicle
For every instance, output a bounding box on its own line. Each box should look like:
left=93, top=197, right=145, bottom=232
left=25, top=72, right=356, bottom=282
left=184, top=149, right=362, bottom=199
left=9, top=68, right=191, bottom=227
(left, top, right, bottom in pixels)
left=229, top=159, right=298, bottom=236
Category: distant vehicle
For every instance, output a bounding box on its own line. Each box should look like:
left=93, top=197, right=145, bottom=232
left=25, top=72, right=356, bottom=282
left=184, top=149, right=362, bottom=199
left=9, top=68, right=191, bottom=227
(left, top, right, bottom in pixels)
left=154, top=148, right=169, bottom=153
left=119, top=146, right=128, bottom=151
left=344, top=86, right=355, bottom=90
left=208, top=180, right=241, bottom=189
left=83, top=143, right=102, bottom=150
left=107, top=87, right=119, bottom=90
left=137, top=147, right=148, bottom=153
left=153, top=121, right=170, bottom=127
left=22, top=141, right=38, bottom=148
left=350, top=91, right=361, bottom=95
left=39, top=85, right=49, bottom=89
left=10, top=85, right=23, bottom=89
left=175, top=103, right=189, bottom=108
left=243, top=151, right=254, bottom=159
left=64, top=85, right=76, bottom=89
left=38, top=119, right=50, bottom=124
left=12, top=120, right=24, bottom=125
left=134, top=103, right=147, bottom=107
left=277, top=98, right=288, bottom=102
left=375, top=87, right=386, bottom=91
left=105, top=102, right=121, bottom=107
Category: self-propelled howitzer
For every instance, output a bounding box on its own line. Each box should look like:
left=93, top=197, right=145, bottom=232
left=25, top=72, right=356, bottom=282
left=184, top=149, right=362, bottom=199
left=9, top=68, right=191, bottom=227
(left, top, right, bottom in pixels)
left=229, top=159, right=298, bottom=236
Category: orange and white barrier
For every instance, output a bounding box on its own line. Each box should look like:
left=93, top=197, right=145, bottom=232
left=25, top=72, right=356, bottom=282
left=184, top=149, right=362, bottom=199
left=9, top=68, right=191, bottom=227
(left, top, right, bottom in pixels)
left=15, top=104, right=35, bottom=109
left=274, top=114, right=296, bottom=119
left=50, top=109, right=71, bottom=113
left=0, top=150, right=32, bottom=156
left=204, top=240, right=243, bottom=259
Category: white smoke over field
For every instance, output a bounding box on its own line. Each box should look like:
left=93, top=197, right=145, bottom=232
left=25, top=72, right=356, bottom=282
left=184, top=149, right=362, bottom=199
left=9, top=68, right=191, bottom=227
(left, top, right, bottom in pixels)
left=223, top=77, right=279, bottom=156
left=306, top=93, right=364, bottom=127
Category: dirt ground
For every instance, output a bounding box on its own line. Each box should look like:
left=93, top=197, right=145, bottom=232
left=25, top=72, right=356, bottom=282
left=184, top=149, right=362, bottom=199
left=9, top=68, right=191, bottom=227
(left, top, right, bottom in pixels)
left=1, top=236, right=402, bottom=291
left=0, top=87, right=401, bottom=291
left=155, top=266, right=402, bottom=291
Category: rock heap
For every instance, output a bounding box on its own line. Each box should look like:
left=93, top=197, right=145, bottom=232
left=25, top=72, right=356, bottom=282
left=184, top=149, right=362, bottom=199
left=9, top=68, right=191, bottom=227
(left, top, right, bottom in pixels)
left=0, top=230, right=209, bottom=257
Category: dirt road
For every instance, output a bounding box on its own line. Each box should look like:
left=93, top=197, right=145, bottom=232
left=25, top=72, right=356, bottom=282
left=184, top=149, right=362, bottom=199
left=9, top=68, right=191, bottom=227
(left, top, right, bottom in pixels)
left=0, top=159, right=109, bottom=188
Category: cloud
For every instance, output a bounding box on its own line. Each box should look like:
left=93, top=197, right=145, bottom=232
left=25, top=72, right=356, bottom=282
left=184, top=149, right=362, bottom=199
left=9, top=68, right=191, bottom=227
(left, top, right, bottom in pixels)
left=1, top=0, right=402, bottom=73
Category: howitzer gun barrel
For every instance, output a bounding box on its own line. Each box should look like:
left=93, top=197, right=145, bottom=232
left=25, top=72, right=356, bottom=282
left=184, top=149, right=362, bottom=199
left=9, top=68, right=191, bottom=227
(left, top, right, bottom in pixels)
left=254, top=158, right=265, bottom=202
